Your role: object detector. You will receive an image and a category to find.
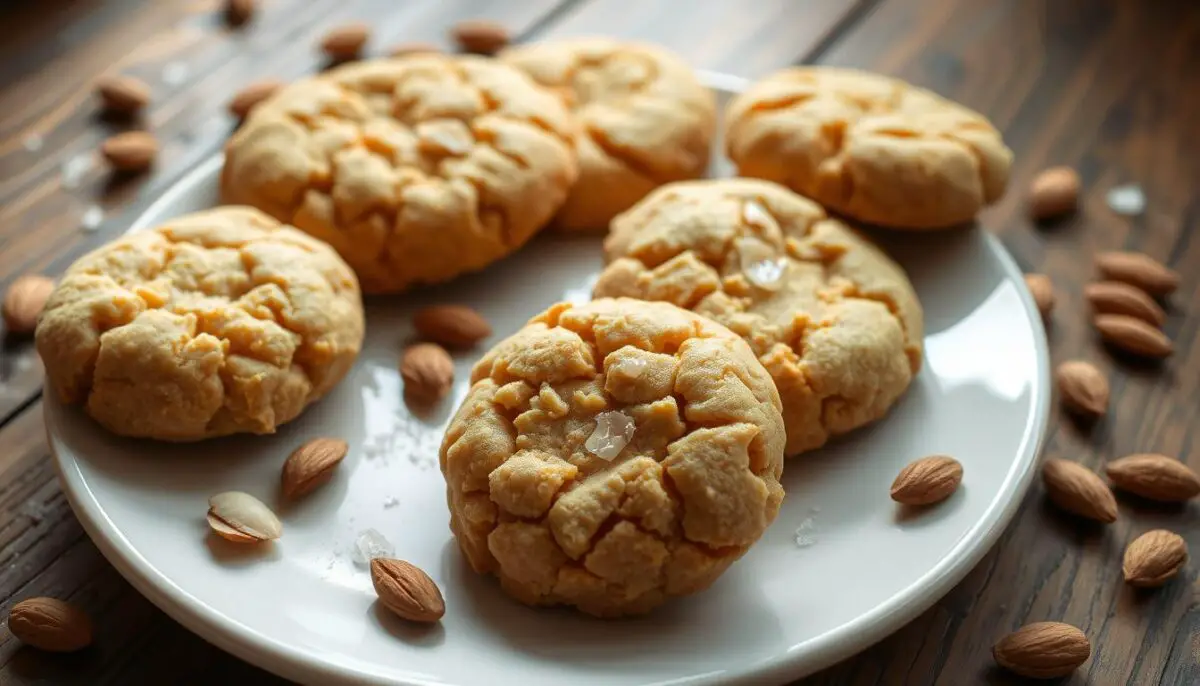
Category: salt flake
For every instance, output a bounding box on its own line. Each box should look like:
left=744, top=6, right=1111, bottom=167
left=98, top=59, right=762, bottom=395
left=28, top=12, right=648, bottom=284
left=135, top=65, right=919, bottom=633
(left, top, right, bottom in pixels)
left=22, top=134, right=43, bottom=152
left=736, top=237, right=787, bottom=291
left=80, top=205, right=104, bottom=232
left=382, top=496, right=400, bottom=510
left=351, top=528, right=394, bottom=568
left=616, top=356, right=647, bottom=378
left=584, top=410, right=635, bottom=461
left=1106, top=184, right=1146, bottom=216
left=162, top=61, right=189, bottom=86
left=741, top=199, right=776, bottom=231
left=793, top=517, right=818, bottom=548
left=61, top=154, right=93, bottom=189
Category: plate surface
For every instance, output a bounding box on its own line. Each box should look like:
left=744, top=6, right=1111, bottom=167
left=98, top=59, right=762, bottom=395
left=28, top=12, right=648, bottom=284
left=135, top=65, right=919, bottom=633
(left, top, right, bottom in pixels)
left=48, top=76, right=1050, bottom=686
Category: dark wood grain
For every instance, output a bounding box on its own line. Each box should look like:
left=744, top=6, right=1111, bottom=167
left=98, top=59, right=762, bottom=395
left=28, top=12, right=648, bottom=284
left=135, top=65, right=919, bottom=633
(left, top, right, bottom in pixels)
left=1, top=0, right=1198, bottom=684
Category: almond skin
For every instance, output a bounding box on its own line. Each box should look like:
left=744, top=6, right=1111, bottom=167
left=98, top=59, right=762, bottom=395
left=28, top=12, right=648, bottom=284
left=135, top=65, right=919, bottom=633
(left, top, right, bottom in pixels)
left=993, top=621, right=1090, bottom=679
left=1093, top=314, right=1172, bottom=358
left=1106, top=453, right=1200, bottom=502
left=387, top=41, right=442, bottom=58
left=1041, top=459, right=1117, bottom=523
left=96, top=74, right=150, bottom=115
left=1094, top=251, right=1180, bottom=296
left=370, top=558, right=446, bottom=623
left=225, top=0, right=255, bottom=26
left=1028, top=167, right=1080, bottom=220
left=1024, top=273, right=1054, bottom=318
left=1123, top=529, right=1187, bottom=588
left=400, top=343, right=454, bottom=402
left=101, top=131, right=158, bottom=172
left=281, top=437, right=348, bottom=499
left=8, top=597, right=94, bottom=652
left=3, top=274, right=55, bottom=334
left=450, top=19, right=510, bottom=55
left=890, top=455, right=963, bottom=505
left=1055, top=360, right=1109, bottom=417
left=321, top=23, right=370, bottom=61
left=413, top=305, right=491, bottom=347
left=229, top=79, right=283, bottom=119
left=1084, top=281, right=1166, bottom=327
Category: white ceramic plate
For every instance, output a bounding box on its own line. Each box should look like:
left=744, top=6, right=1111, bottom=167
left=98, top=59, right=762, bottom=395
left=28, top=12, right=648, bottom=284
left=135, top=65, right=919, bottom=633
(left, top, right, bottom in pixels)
left=48, top=74, right=1050, bottom=685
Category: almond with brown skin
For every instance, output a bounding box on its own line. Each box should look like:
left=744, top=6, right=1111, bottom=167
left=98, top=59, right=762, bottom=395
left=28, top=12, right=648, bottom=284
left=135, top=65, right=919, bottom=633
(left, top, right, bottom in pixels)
left=1023, top=273, right=1054, bottom=318
left=401, top=343, right=454, bottom=402
left=1093, top=314, right=1172, bottom=358
left=1028, top=167, right=1080, bottom=220
left=96, top=74, right=150, bottom=115
left=1055, top=360, right=1109, bottom=417
left=1123, top=529, right=1187, bottom=588
left=371, top=558, right=445, bottom=623
left=101, top=131, right=158, bottom=172
left=321, top=23, right=370, bottom=61
left=993, top=621, right=1090, bottom=679
left=229, top=79, right=283, bottom=119
left=8, top=597, right=94, bottom=652
left=281, top=437, right=348, bottom=499
left=413, top=305, right=491, bottom=347
left=225, top=0, right=255, bottom=26
left=1106, top=453, right=1200, bottom=502
left=1041, top=459, right=1117, bottom=523
left=1084, top=281, right=1166, bottom=327
left=3, top=275, right=55, bottom=334
left=1094, top=251, right=1180, bottom=296
left=387, top=41, right=442, bottom=58
left=890, top=455, right=963, bottom=506
left=450, top=19, right=510, bottom=55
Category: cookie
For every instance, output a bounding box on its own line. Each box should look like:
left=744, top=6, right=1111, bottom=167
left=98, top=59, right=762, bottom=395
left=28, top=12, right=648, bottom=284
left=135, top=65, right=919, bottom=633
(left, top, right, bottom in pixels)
left=502, top=38, right=716, bottom=231
left=221, top=55, right=578, bottom=293
left=725, top=67, right=1011, bottom=229
left=594, top=179, right=923, bottom=456
left=440, top=298, right=785, bottom=617
left=36, top=207, right=364, bottom=441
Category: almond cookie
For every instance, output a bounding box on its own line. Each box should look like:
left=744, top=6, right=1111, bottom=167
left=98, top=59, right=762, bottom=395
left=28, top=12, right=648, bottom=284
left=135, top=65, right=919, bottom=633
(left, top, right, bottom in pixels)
left=502, top=38, right=716, bottom=232
left=440, top=298, right=785, bottom=617
left=594, top=179, right=923, bottom=456
left=36, top=207, right=364, bottom=441
left=221, top=55, right=578, bottom=293
left=725, top=67, right=1011, bottom=229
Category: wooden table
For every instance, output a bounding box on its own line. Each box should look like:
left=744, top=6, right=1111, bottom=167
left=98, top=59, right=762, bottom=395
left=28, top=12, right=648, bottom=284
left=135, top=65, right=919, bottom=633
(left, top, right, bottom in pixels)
left=1, top=0, right=1197, bottom=683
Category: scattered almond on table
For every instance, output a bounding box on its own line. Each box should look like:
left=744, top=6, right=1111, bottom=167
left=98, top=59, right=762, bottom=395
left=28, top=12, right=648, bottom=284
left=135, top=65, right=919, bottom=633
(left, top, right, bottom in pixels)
left=7, top=597, right=94, bottom=653
left=1094, top=251, right=1180, bottom=297
left=1083, top=281, right=1166, bottom=327
left=1023, top=273, right=1055, bottom=318
left=229, top=79, right=283, bottom=119
left=370, top=558, right=445, bottom=623
left=101, top=131, right=158, bottom=172
left=281, top=437, right=348, bottom=500
left=450, top=19, right=510, bottom=55
left=1093, top=314, right=1172, bottom=358
left=400, top=343, right=455, bottom=403
left=224, top=0, right=256, bottom=27
left=1027, top=166, right=1080, bottom=220
left=206, top=491, right=282, bottom=543
left=3, top=274, right=55, bottom=334
left=95, top=74, right=150, bottom=116
left=1054, top=360, right=1109, bottom=417
left=321, top=23, right=370, bottom=62
left=889, top=455, right=963, bottom=506
left=413, top=304, right=491, bottom=348
left=1105, top=453, right=1200, bottom=502
left=1041, top=458, right=1117, bottom=523
left=1122, top=529, right=1187, bottom=588
left=993, top=621, right=1090, bottom=679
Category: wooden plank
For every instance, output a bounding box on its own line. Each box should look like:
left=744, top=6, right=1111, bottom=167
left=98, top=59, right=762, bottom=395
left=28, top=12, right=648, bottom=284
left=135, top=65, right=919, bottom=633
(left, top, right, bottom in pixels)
left=799, top=0, right=1200, bottom=683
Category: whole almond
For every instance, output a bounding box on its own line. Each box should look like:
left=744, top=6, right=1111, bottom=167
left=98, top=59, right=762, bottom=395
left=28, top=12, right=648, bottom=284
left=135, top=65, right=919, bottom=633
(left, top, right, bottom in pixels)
left=387, top=41, right=442, bottom=58
left=1123, top=529, right=1187, bottom=588
left=1084, top=281, right=1166, bottom=327
left=1106, top=453, right=1200, bottom=502
left=229, top=79, right=283, bottom=119
left=413, top=305, right=491, bottom=347
left=1023, top=273, right=1054, bottom=318
left=370, top=558, right=445, bottom=623
left=450, top=19, right=510, bottom=55
left=101, top=131, right=158, bottom=172
left=1041, top=459, right=1117, bottom=523
left=281, top=437, right=348, bottom=499
left=321, top=23, right=370, bottom=61
left=225, top=0, right=255, bottom=26
left=1093, top=314, right=1172, bottom=358
left=1028, top=167, right=1079, bottom=220
left=1055, top=360, right=1109, bottom=417
left=207, top=491, right=282, bottom=542
left=400, top=343, right=454, bottom=402
left=8, top=597, right=93, bottom=652
left=890, top=455, right=963, bottom=505
left=96, top=74, right=150, bottom=115
left=993, top=621, right=1090, bottom=679
left=3, top=275, right=55, bottom=334
left=1094, top=251, right=1180, bottom=296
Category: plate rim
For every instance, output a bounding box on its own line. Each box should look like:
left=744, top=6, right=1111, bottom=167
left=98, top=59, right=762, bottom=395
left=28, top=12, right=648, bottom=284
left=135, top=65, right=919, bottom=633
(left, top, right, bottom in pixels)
left=47, top=72, right=1052, bottom=685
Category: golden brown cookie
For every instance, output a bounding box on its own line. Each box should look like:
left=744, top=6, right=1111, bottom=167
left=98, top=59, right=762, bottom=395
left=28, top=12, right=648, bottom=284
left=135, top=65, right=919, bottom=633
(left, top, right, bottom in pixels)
left=594, top=179, right=923, bottom=456
left=36, top=207, right=364, bottom=441
left=502, top=38, right=716, bottom=232
left=440, top=298, right=785, bottom=617
left=221, top=55, right=578, bottom=293
left=725, top=67, right=1011, bottom=229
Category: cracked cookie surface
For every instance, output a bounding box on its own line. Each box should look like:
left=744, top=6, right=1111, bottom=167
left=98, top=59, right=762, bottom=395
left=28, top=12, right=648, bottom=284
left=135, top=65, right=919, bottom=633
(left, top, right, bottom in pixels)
left=221, top=55, right=578, bottom=293
left=36, top=207, right=364, bottom=441
left=440, top=298, right=785, bottom=617
left=725, top=67, right=1011, bottom=230
left=502, top=38, right=715, bottom=232
left=594, top=179, right=923, bottom=456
